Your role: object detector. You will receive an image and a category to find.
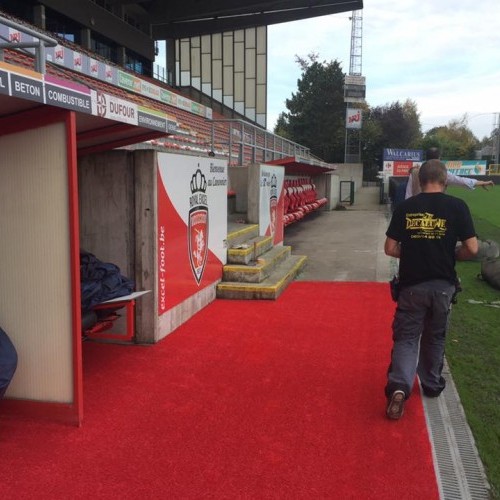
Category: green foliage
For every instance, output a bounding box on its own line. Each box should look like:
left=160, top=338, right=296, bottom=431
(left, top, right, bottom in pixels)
left=363, top=99, right=422, bottom=149
left=273, top=54, right=427, bottom=177
left=446, top=186, right=500, bottom=498
left=420, top=116, right=479, bottom=159
left=274, top=112, right=292, bottom=140
left=273, top=53, right=346, bottom=162
left=361, top=99, right=422, bottom=180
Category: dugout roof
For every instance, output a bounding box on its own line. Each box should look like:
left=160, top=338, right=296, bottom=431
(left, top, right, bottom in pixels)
left=267, top=156, right=337, bottom=176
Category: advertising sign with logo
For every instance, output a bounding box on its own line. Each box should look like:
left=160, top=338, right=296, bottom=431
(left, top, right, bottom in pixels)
left=0, top=16, right=197, bottom=123
left=91, top=90, right=138, bottom=125
left=346, top=108, right=362, bottom=129
left=445, top=160, right=487, bottom=176
left=382, top=158, right=487, bottom=177
left=383, top=161, right=421, bottom=176
left=383, top=148, right=423, bottom=162
left=10, top=70, right=44, bottom=104
left=44, top=75, right=92, bottom=113
left=137, top=106, right=168, bottom=132
left=383, top=161, right=394, bottom=174
left=156, top=153, right=227, bottom=315
left=0, top=68, right=10, bottom=96
left=393, top=161, right=414, bottom=176
left=259, top=165, right=285, bottom=245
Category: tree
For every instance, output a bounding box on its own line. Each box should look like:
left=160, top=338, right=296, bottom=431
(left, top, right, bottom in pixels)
left=273, top=53, right=346, bottom=163
left=364, top=100, right=422, bottom=150
left=361, top=99, right=423, bottom=180
left=274, top=112, right=291, bottom=140
left=420, top=116, right=479, bottom=159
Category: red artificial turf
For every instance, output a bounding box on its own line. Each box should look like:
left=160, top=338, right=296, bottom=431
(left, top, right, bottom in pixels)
left=0, top=282, right=439, bottom=499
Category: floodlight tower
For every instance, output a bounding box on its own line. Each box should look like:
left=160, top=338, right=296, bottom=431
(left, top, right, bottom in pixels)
left=349, top=10, right=363, bottom=76
left=344, top=10, right=365, bottom=164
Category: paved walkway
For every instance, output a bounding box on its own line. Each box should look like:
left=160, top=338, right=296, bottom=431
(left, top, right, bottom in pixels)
left=284, top=186, right=397, bottom=282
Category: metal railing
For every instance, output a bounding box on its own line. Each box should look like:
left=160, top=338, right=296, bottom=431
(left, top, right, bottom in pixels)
left=153, top=63, right=173, bottom=86
left=0, top=14, right=57, bottom=74
left=210, top=118, right=330, bottom=167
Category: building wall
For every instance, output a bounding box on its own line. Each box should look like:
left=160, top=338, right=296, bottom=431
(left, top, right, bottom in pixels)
left=176, top=26, right=267, bottom=127
left=228, top=165, right=249, bottom=213
left=78, top=150, right=227, bottom=344
left=0, top=122, right=74, bottom=402
left=325, top=174, right=340, bottom=210
left=78, top=150, right=135, bottom=279
left=334, top=163, right=363, bottom=191
left=38, top=0, right=154, bottom=61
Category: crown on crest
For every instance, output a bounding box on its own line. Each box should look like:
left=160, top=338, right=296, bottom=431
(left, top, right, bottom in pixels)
left=190, top=168, right=207, bottom=194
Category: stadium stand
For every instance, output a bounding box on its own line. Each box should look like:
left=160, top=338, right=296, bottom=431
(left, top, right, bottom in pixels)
left=1, top=8, right=331, bottom=228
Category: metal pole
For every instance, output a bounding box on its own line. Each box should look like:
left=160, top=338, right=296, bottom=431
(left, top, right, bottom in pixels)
left=496, top=112, right=500, bottom=164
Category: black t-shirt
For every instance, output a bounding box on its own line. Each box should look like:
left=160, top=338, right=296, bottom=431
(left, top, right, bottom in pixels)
left=386, top=192, right=476, bottom=286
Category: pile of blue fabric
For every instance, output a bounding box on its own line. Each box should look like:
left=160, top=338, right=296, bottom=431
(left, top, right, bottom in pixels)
left=80, top=251, right=135, bottom=312
left=0, top=327, right=17, bottom=399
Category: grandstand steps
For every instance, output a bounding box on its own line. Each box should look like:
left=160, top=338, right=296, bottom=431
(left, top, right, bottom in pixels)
left=227, top=234, right=274, bottom=265
left=217, top=222, right=306, bottom=300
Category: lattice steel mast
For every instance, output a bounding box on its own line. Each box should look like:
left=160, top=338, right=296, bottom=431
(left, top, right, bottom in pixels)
left=349, top=10, right=363, bottom=76
left=344, top=10, right=364, bottom=163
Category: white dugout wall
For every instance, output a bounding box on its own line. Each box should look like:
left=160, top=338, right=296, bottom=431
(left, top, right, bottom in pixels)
left=0, top=122, right=77, bottom=407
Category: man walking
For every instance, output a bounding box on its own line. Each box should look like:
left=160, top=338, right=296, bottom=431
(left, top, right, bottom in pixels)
left=384, top=159, right=478, bottom=419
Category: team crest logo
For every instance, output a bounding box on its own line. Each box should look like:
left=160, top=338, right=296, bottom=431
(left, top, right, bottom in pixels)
left=73, top=52, right=83, bottom=70
left=269, top=174, right=278, bottom=237
left=9, top=30, right=21, bottom=43
left=54, top=45, right=65, bottom=62
left=188, top=169, right=209, bottom=285
left=105, top=65, right=113, bottom=82
left=90, top=59, right=99, bottom=77
left=96, top=91, right=107, bottom=117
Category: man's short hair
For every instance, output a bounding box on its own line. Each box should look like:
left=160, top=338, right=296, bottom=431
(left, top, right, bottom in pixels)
left=419, top=159, right=447, bottom=187
left=425, top=147, right=440, bottom=160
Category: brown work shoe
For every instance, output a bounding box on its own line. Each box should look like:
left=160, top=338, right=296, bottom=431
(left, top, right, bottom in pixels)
left=386, top=390, right=405, bottom=420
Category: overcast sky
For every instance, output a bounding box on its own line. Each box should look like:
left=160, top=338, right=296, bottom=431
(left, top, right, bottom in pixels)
left=267, top=0, right=500, bottom=140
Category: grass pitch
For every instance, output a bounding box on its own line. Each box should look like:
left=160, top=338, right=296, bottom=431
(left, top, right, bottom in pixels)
left=447, top=184, right=500, bottom=499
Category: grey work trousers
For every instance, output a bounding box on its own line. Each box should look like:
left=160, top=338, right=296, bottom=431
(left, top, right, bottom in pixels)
left=385, top=279, right=455, bottom=399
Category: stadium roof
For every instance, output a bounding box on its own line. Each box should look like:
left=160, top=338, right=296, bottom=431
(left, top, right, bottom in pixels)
left=122, top=0, right=364, bottom=39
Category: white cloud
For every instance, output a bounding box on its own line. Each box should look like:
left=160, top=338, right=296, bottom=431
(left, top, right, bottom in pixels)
left=267, top=0, right=500, bottom=139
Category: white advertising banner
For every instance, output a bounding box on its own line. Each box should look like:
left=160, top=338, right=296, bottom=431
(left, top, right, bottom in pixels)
left=91, top=90, right=138, bottom=125
left=346, top=108, right=362, bottom=129
left=383, top=159, right=487, bottom=177
left=259, top=165, right=285, bottom=245
left=445, top=160, right=487, bottom=176
left=156, top=153, right=227, bottom=315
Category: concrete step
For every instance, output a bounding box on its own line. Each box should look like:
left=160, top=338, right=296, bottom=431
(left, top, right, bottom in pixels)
left=222, top=245, right=291, bottom=283
left=226, top=223, right=259, bottom=248
left=227, top=235, right=274, bottom=264
left=216, top=255, right=307, bottom=300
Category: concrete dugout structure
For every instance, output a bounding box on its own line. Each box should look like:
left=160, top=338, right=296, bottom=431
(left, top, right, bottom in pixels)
left=1, top=99, right=228, bottom=426
left=0, top=20, right=229, bottom=425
